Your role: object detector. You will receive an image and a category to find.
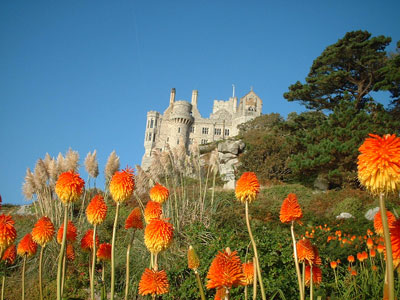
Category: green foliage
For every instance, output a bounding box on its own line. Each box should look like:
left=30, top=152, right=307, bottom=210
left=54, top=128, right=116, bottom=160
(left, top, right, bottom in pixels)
left=333, top=197, right=364, bottom=218
left=284, top=30, right=393, bottom=111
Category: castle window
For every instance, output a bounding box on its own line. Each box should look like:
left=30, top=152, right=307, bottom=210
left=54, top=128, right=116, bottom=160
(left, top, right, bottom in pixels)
left=178, top=127, right=181, bottom=133
left=167, top=137, right=169, bottom=142
left=155, top=119, right=157, bottom=127
left=153, top=133, right=156, bottom=142
left=150, top=119, right=154, bottom=128
left=225, top=129, right=230, bottom=136
left=201, top=139, right=208, bottom=144
left=147, top=120, right=150, bottom=128
left=214, top=128, right=221, bottom=135
left=202, top=127, right=209, bottom=135
left=148, top=133, right=152, bottom=141
left=177, top=139, right=179, bottom=145
left=190, top=126, right=195, bottom=133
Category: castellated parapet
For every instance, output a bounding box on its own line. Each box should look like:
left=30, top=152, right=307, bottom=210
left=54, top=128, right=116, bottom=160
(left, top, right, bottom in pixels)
left=141, top=88, right=262, bottom=170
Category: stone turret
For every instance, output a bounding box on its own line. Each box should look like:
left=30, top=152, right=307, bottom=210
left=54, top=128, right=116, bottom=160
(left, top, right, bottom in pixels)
left=169, top=88, right=176, bottom=105
left=169, top=101, right=194, bottom=148
left=142, top=111, right=160, bottom=168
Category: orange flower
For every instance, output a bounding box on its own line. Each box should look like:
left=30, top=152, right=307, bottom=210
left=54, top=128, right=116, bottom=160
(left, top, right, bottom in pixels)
left=144, top=219, right=174, bottom=254
left=80, top=229, right=99, bottom=252
left=377, top=244, right=385, bottom=254
left=55, top=171, right=85, bottom=204
left=242, top=261, right=254, bottom=285
left=235, top=172, right=260, bottom=203
left=2, top=244, right=16, bottom=265
left=57, top=221, right=77, bottom=244
left=366, top=238, right=374, bottom=250
left=32, top=216, right=55, bottom=247
left=109, top=168, right=135, bottom=203
left=330, top=261, right=337, bottom=269
left=188, top=245, right=200, bottom=271
left=66, top=243, right=75, bottom=261
left=312, top=245, right=322, bottom=266
left=372, top=265, right=378, bottom=271
left=0, top=214, right=17, bottom=252
left=125, top=207, right=144, bottom=230
left=206, top=248, right=244, bottom=290
left=357, top=134, right=400, bottom=194
left=279, top=193, right=303, bottom=223
left=374, top=210, right=396, bottom=236
left=390, top=219, right=400, bottom=267
left=97, top=243, right=112, bottom=262
left=144, top=201, right=162, bottom=224
left=296, top=239, right=314, bottom=264
left=149, top=183, right=169, bottom=204
left=350, top=268, right=357, bottom=276
left=370, top=249, right=376, bottom=258
left=305, top=265, right=322, bottom=286
left=138, top=268, right=169, bottom=296
left=348, top=255, right=355, bottom=263
left=86, top=194, right=108, bottom=225
left=17, top=233, right=37, bottom=257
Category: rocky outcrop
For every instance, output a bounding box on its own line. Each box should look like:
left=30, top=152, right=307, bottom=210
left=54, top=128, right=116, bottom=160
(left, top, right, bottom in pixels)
left=365, top=207, right=379, bottom=221
left=217, top=140, right=245, bottom=189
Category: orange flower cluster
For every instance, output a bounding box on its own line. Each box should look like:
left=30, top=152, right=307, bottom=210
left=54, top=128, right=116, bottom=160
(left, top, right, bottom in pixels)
left=97, top=243, right=112, bottom=262
left=330, top=261, right=337, bottom=269
left=57, top=221, right=77, bottom=244
left=374, top=210, right=396, bottom=236
left=109, top=168, right=135, bottom=203
left=86, top=194, right=108, bottom=225
left=144, top=201, right=162, bottom=224
left=357, top=251, right=368, bottom=262
left=66, top=244, right=75, bottom=261
left=125, top=207, right=144, bottom=230
left=144, top=219, right=174, bottom=254
left=296, top=239, right=314, bottom=264
left=187, top=245, right=200, bottom=271
left=215, top=287, right=227, bottom=300
left=280, top=193, right=303, bottom=223
left=80, top=229, right=99, bottom=252
left=17, top=233, right=37, bottom=257
left=2, top=244, right=16, bottom=265
left=55, top=171, right=85, bottom=204
left=138, top=268, right=169, bottom=296
left=206, top=248, right=244, bottom=290
left=235, top=172, right=260, bottom=203
left=305, top=265, right=322, bottom=286
left=242, top=261, right=254, bottom=285
left=390, top=219, right=400, bottom=267
left=149, top=183, right=169, bottom=204
left=366, top=237, right=374, bottom=249
left=0, top=214, right=17, bottom=252
left=32, top=216, right=55, bottom=246
left=357, top=134, right=400, bottom=194
left=348, top=255, right=355, bottom=263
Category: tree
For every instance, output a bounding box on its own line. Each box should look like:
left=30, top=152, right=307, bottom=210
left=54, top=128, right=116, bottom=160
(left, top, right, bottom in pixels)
left=284, top=31, right=392, bottom=111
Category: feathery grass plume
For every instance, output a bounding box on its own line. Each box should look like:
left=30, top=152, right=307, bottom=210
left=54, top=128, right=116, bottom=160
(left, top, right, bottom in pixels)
left=206, top=248, right=244, bottom=290
left=85, top=150, right=99, bottom=179
left=47, top=158, right=58, bottom=184
left=22, top=168, right=36, bottom=199
left=64, top=148, right=79, bottom=172
left=33, top=159, right=49, bottom=190
left=135, top=165, right=151, bottom=196
left=56, top=153, right=67, bottom=174
left=138, top=268, right=169, bottom=296
left=105, top=151, right=120, bottom=183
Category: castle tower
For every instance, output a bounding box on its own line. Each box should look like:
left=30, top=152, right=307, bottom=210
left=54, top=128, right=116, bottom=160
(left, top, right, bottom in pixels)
left=142, top=111, right=161, bottom=168
left=169, top=101, right=194, bottom=148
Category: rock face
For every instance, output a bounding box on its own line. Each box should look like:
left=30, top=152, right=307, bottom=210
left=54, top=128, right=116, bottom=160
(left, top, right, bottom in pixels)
left=217, top=140, right=245, bottom=189
left=336, top=212, right=354, bottom=219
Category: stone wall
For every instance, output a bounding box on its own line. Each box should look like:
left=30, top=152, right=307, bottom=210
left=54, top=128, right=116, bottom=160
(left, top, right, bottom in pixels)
left=217, top=140, right=245, bottom=189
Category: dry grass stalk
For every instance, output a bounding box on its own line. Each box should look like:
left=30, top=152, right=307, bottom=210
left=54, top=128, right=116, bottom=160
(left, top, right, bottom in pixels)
left=65, top=149, right=79, bottom=172
left=105, top=151, right=120, bottom=183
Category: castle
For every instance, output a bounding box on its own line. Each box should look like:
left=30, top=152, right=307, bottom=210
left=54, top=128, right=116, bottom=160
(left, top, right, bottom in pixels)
left=141, top=88, right=262, bottom=170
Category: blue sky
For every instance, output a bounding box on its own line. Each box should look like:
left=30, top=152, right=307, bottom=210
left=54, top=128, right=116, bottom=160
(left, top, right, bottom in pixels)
left=1, top=0, right=399, bottom=205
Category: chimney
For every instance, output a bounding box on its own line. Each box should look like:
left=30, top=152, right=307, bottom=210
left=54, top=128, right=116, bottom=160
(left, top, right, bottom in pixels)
left=169, top=88, right=176, bottom=105
left=191, top=90, right=198, bottom=106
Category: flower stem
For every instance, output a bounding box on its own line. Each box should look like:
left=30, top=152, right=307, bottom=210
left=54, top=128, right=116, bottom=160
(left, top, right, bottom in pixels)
left=1, top=273, right=5, bottom=300
left=101, top=261, right=106, bottom=300
left=302, top=262, right=305, bottom=297
left=125, top=231, right=135, bottom=300
left=61, top=252, right=66, bottom=295
left=291, top=221, right=304, bottom=300
left=110, top=202, right=120, bottom=300
left=379, top=193, right=395, bottom=300
left=244, top=285, right=248, bottom=300
left=22, top=255, right=26, bottom=300
left=245, top=201, right=266, bottom=300
left=194, top=271, right=206, bottom=300
left=252, top=257, right=257, bottom=300
left=310, top=265, right=313, bottom=300
left=39, top=246, right=44, bottom=300
left=57, top=204, right=68, bottom=300
left=91, top=225, right=97, bottom=300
